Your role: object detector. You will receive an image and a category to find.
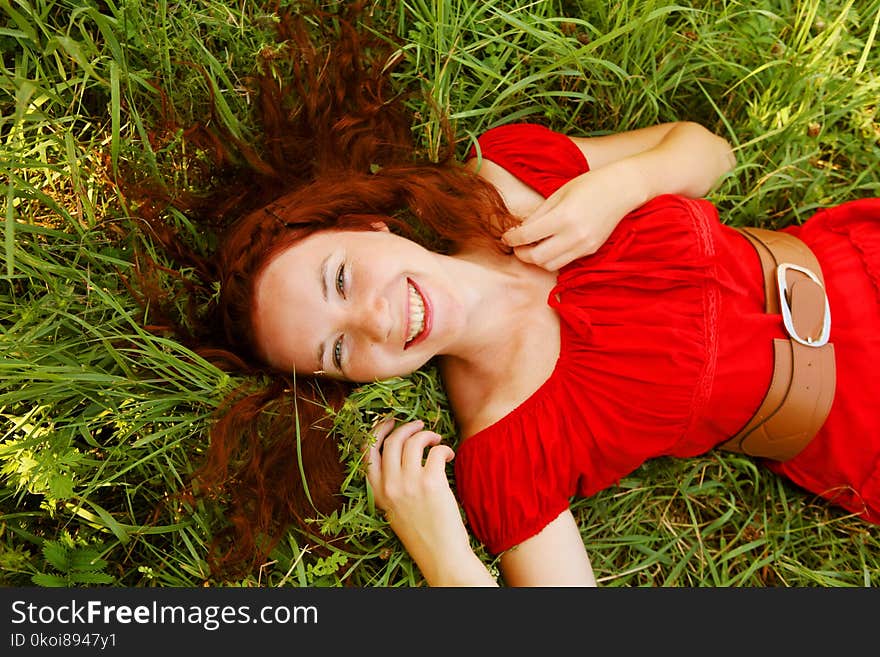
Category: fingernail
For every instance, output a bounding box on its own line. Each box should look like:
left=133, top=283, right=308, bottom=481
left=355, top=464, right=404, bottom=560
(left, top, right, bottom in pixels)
left=370, top=414, right=392, bottom=429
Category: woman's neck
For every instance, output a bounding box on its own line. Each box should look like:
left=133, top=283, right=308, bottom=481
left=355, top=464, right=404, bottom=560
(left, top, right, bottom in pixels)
left=438, top=245, right=556, bottom=372
left=435, top=244, right=560, bottom=437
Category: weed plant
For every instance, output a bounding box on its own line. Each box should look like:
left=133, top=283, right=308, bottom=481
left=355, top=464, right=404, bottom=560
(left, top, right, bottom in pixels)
left=1, top=0, right=878, bottom=587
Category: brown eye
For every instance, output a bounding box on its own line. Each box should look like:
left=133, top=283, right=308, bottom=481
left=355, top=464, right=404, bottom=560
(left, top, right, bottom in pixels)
left=333, top=336, right=344, bottom=370
left=336, top=263, right=346, bottom=298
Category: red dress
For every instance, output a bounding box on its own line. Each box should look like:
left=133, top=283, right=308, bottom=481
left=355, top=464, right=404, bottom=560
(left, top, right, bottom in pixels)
left=455, top=123, right=880, bottom=555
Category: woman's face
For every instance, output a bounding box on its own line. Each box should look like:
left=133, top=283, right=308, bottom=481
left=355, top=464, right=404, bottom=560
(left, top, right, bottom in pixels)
left=253, top=228, right=466, bottom=382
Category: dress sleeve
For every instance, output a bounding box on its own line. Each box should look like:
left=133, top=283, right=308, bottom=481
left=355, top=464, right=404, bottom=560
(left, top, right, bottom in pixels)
left=467, top=123, right=590, bottom=198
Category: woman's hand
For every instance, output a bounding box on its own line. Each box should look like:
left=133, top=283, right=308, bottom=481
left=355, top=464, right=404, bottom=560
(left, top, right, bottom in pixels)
left=501, top=164, right=638, bottom=271
left=366, top=418, right=461, bottom=544
left=491, top=121, right=735, bottom=271
left=365, top=418, right=497, bottom=586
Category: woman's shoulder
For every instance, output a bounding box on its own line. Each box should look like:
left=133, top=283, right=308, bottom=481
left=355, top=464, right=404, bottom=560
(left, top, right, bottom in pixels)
left=466, top=122, right=587, bottom=169
left=464, top=157, right=544, bottom=219
left=464, top=122, right=590, bottom=202
left=441, top=359, right=521, bottom=439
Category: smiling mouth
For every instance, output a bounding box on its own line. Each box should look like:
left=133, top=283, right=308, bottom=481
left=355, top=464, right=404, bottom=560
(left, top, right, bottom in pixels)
left=404, top=278, right=431, bottom=349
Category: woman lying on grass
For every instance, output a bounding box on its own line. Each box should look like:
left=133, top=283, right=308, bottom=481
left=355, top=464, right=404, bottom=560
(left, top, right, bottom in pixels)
left=132, top=10, right=880, bottom=586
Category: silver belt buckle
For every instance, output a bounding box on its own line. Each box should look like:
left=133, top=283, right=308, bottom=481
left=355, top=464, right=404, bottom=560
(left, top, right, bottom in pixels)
left=776, top=263, right=831, bottom=347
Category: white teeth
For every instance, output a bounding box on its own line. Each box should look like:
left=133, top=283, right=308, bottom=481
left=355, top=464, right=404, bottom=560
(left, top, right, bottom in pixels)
left=406, top=282, right=425, bottom=343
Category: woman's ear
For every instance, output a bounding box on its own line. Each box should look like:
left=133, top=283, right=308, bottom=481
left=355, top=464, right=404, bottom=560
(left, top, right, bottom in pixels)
left=371, top=221, right=390, bottom=232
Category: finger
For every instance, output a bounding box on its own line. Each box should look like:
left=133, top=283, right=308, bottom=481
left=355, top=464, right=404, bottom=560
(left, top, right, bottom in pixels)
left=524, top=195, right=553, bottom=222
left=365, top=416, right=401, bottom=486
left=379, top=419, right=424, bottom=479
left=502, top=194, right=565, bottom=247
left=365, top=432, right=386, bottom=490
left=512, top=244, right=544, bottom=266
left=513, top=237, right=563, bottom=269
left=365, top=415, right=395, bottom=471
left=424, top=444, right=455, bottom=476
left=543, top=245, right=590, bottom=272
left=401, top=430, right=442, bottom=471
left=365, top=438, right=383, bottom=497
left=503, top=220, right=553, bottom=248
left=542, top=224, right=609, bottom=270
left=367, top=415, right=395, bottom=450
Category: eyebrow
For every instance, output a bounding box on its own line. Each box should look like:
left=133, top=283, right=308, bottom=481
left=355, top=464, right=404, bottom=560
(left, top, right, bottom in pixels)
left=320, top=253, right=331, bottom=302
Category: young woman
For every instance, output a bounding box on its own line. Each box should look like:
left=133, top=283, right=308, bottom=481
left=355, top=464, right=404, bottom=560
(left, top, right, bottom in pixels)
left=134, top=9, right=880, bottom=586
left=237, top=119, right=879, bottom=586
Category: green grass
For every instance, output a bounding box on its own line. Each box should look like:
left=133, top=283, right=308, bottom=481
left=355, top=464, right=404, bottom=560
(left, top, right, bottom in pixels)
left=1, top=0, right=879, bottom=587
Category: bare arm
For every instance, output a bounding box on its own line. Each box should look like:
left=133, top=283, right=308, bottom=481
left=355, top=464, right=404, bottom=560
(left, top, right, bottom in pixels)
left=500, top=508, right=596, bottom=586
left=571, top=120, right=736, bottom=199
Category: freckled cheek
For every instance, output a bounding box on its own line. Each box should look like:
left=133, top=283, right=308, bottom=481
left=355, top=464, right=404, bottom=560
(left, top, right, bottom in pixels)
left=347, top=346, right=385, bottom=381
left=350, top=347, right=412, bottom=381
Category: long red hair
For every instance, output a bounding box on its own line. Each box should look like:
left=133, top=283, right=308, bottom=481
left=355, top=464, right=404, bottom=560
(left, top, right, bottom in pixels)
left=124, top=2, right=514, bottom=575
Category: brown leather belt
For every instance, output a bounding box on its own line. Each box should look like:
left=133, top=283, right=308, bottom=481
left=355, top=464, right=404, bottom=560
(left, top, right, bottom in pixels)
left=718, top=227, right=836, bottom=461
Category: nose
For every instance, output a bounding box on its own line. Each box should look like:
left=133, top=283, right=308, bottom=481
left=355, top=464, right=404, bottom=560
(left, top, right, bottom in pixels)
left=352, top=293, right=393, bottom=343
